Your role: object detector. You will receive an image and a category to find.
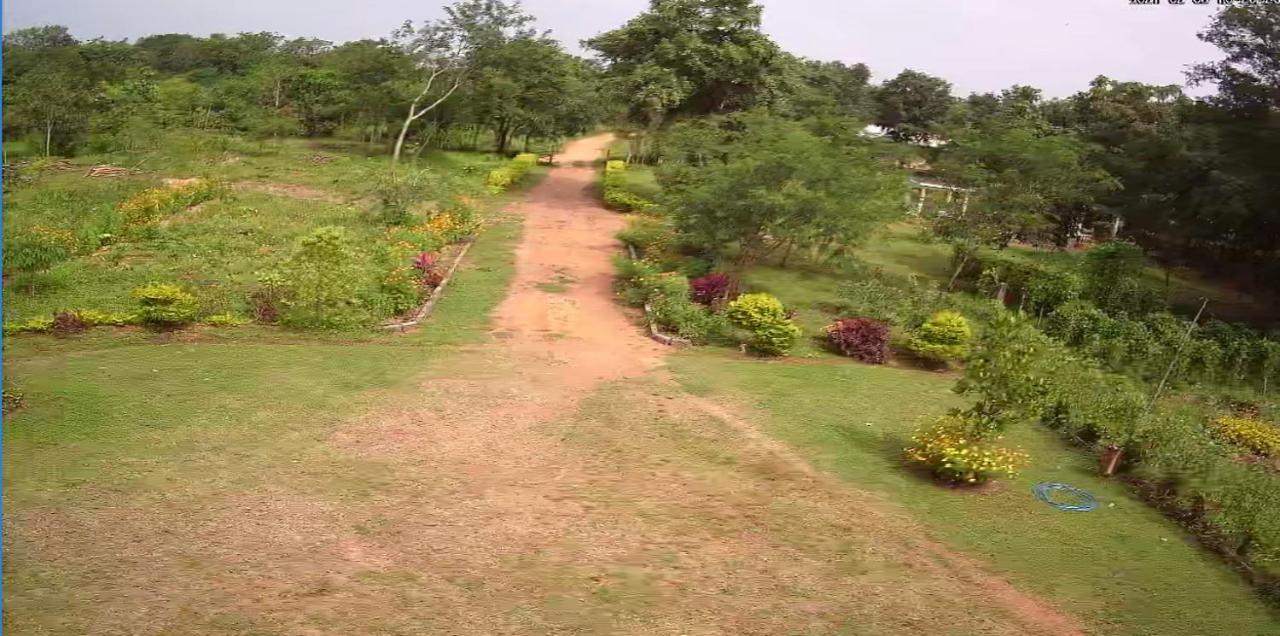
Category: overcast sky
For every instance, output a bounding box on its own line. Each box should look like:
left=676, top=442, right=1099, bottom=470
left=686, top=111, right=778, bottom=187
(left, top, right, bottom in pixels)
left=2, top=0, right=1223, bottom=97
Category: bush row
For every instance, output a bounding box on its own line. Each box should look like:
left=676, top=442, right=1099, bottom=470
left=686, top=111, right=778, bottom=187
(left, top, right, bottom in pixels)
left=119, top=178, right=221, bottom=228
left=602, top=160, right=658, bottom=213
left=485, top=153, right=538, bottom=193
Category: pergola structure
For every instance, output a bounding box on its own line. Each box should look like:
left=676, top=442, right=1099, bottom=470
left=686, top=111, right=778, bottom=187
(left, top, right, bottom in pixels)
left=908, top=177, right=972, bottom=217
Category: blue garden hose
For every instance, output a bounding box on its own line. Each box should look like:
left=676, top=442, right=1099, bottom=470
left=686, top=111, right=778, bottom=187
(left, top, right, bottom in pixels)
left=1033, top=482, right=1098, bottom=512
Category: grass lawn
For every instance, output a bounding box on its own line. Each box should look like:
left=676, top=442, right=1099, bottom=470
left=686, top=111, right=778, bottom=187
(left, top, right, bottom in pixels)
left=615, top=164, right=661, bottom=202
left=670, top=350, right=1280, bottom=635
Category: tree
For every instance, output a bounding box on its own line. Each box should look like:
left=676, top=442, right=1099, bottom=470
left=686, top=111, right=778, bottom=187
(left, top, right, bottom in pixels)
left=937, top=117, right=1117, bottom=247
left=659, top=112, right=907, bottom=272
left=4, top=65, right=90, bottom=156
left=390, top=0, right=536, bottom=163
left=587, top=0, right=783, bottom=157
left=1189, top=6, right=1280, bottom=117
left=873, top=69, right=954, bottom=142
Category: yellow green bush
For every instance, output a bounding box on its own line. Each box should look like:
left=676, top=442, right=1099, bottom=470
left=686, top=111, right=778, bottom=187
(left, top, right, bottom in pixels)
left=485, top=154, right=539, bottom=193
left=1210, top=416, right=1280, bottom=457
left=906, top=310, right=972, bottom=362
left=119, top=179, right=220, bottom=227
left=601, top=160, right=657, bottom=212
left=726, top=292, right=801, bottom=356
left=905, top=414, right=1030, bottom=484
left=132, top=283, right=199, bottom=327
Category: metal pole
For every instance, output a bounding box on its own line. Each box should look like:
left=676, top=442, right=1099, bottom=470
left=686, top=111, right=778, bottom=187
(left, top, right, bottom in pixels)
left=1146, top=297, right=1209, bottom=411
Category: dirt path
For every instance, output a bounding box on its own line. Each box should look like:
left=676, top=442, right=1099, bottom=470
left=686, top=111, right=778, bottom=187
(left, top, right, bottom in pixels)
left=329, top=134, right=1082, bottom=635
left=7, top=135, right=1084, bottom=635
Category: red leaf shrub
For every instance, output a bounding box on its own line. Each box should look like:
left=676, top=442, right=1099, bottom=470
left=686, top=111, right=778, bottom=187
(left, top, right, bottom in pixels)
left=412, top=251, right=439, bottom=273
left=826, top=317, right=890, bottom=363
left=690, top=272, right=733, bottom=305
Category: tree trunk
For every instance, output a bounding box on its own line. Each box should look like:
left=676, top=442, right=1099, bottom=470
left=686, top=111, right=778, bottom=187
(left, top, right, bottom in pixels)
left=45, top=118, right=53, bottom=157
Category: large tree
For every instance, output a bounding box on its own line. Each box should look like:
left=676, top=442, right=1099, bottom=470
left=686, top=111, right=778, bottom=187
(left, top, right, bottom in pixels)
left=873, top=69, right=954, bottom=142
left=659, top=111, right=907, bottom=272
left=586, top=0, right=783, bottom=152
left=1189, top=6, right=1280, bottom=117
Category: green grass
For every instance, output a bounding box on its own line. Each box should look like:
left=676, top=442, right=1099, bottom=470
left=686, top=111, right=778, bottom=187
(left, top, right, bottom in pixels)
left=615, top=165, right=661, bottom=202
left=670, top=350, right=1280, bottom=635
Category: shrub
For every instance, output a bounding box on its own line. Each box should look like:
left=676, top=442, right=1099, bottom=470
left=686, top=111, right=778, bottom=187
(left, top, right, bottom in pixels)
left=51, top=311, right=88, bottom=335
left=132, top=283, right=199, bottom=327
left=1024, top=268, right=1083, bottom=314
left=689, top=272, right=733, bottom=305
left=906, top=310, right=971, bottom=363
left=826, top=317, right=890, bottom=363
left=119, top=179, right=219, bottom=227
left=602, top=160, right=658, bottom=212
left=74, top=309, right=138, bottom=327
left=1083, top=241, right=1162, bottom=315
left=1209, top=416, right=1280, bottom=457
left=486, top=153, right=538, bottom=193
left=380, top=265, right=423, bottom=315
left=904, top=414, right=1030, bottom=484
left=956, top=313, right=1052, bottom=436
left=277, top=227, right=368, bottom=329
left=726, top=293, right=801, bottom=356
left=3, top=225, right=77, bottom=284
left=604, top=187, right=658, bottom=213
left=205, top=312, right=250, bottom=327
left=617, top=215, right=675, bottom=260
left=3, top=316, right=55, bottom=336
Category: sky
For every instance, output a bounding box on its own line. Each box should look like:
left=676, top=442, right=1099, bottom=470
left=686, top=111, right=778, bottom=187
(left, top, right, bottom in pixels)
left=2, top=0, right=1224, bottom=98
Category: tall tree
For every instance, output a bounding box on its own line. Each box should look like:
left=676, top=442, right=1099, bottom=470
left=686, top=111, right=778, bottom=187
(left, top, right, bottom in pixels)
left=586, top=0, right=783, bottom=154
left=659, top=112, right=907, bottom=272
left=390, top=0, right=536, bottom=162
left=873, top=69, right=954, bottom=142
left=1189, top=6, right=1280, bottom=117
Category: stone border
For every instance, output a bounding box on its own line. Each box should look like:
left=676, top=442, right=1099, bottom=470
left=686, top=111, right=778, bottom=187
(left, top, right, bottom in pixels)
left=625, top=244, right=692, bottom=348
left=379, top=239, right=475, bottom=333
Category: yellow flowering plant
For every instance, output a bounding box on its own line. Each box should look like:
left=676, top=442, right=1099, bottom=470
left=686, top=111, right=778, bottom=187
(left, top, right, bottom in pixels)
left=905, top=415, right=1030, bottom=484
left=1209, top=415, right=1280, bottom=457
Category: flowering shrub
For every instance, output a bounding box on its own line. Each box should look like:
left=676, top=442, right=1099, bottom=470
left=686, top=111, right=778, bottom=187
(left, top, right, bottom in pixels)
left=906, top=310, right=971, bottom=363
left=119, top=179, right=219, bottom=227
left=690, top=272, right=733, bottom=305
left=413, top=251, right=444, bottom=288
left=826, top=317, right=890, bottom=363
left=726, top=292, right=801, bottom=356
left=132, top=283, right=199, bottom=327
left=905, top=415, right=1030, bottom=484
left=1210, top=416, right=1280, bottom=457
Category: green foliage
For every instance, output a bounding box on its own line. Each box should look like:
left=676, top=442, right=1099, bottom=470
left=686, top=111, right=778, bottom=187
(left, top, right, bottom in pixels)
left=954, top=313, right=1051, bottom=436
left=726, top=292, right=801, bottom=356
left=601, top=160, right=658, bottom=212
left=1023, top=267, right=1083, bottom=314
left=616, top=215, right=674, bottom=259
left=277, top=226, right=368, bottom=329
left=131, top=283, right=199, bottom=327
left=874, top=69, right=954, bottom=142
left=485, top=153, right=538, bottom=193
left=118, top=179, right=220, bottom=228
left=612, top=255, right=725, bottom=344
left=906, top=310, right=971, bottom=363
left=204, top=312, right=250, bottom=327
left=3, top=225, right=76, bottom=276
left=1082, top=241, right=1159, bottom=315
left=659, top=112, right=907, bottom=271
